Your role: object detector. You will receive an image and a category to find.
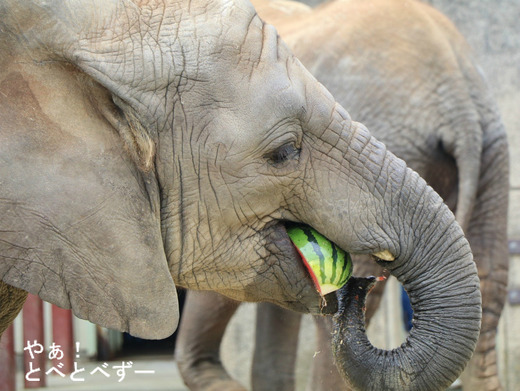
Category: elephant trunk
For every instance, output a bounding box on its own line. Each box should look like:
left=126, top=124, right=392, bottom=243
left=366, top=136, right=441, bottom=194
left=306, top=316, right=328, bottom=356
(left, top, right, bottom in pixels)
left=330, top=156, right=482, bottom=390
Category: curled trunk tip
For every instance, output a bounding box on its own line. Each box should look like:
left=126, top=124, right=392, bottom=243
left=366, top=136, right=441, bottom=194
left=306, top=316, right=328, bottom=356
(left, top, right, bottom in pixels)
left=332, top=274, right=481, bottom=391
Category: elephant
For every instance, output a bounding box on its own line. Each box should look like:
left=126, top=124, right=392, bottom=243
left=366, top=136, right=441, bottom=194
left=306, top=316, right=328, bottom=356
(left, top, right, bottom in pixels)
left=175, top=0, right=509, bottom=390
left=0, top=0, right=482, bottom=388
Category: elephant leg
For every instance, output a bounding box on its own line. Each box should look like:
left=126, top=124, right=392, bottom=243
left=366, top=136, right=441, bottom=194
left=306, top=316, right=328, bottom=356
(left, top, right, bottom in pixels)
left=0, top=281, right=27, bottom=336
left=363, top=275, right=387, bottom=325
left=461, top=132, right=509, bottom=391
left=252, top=302, right=302, bottom=391
left=306, top=315, right=347, bottom=391
left=175, top=290, right=245, bottom=391
left=351, top=254, right=388, bottom=325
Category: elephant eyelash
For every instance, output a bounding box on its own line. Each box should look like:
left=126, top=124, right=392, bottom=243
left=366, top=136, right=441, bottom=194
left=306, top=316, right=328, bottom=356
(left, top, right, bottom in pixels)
left=267, top=143, right=301, bottom=166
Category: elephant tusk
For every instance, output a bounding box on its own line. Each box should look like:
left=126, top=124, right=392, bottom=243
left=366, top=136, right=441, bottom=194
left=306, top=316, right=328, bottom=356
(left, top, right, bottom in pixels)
left=372, top=250, right=395, bottom=261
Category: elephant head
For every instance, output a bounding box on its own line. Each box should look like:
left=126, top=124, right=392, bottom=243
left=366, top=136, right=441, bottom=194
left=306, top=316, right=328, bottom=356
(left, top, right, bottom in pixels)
left=0, top=1, right=480, bottom=384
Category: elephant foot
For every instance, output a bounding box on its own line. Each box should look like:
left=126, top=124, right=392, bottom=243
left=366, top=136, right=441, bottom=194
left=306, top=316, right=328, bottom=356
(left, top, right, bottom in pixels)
left=204, top=379, right=248, bottom=391
left=177, top=360, right=247, bottom=391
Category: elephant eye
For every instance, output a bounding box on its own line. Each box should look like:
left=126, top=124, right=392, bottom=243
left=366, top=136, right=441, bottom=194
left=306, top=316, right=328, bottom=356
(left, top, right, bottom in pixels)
left=267, top=143, right=301, bottom=166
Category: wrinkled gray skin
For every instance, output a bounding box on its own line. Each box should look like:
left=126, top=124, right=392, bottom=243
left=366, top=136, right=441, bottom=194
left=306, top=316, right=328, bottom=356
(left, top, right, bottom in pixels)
left=0, top=0, right=481, bottom=388
left=175, top=0, right=508, bottom=390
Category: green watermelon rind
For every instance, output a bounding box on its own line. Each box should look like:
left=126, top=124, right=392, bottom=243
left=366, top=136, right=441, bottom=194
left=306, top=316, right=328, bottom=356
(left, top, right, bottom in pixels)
left=287, top=226, right=352, bottom=294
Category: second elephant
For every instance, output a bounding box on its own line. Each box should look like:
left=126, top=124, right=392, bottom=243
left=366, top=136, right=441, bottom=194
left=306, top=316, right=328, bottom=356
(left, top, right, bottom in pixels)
left=175, top=0, right=509, bottom=390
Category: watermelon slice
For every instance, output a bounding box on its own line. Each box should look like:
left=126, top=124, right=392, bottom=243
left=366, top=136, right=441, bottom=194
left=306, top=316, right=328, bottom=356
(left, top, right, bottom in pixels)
left=287, top=225, right=352, bottom=295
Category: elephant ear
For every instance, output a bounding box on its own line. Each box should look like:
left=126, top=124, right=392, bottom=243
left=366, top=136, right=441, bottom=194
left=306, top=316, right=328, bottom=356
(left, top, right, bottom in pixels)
left=0, top=70, right=178, bottom=339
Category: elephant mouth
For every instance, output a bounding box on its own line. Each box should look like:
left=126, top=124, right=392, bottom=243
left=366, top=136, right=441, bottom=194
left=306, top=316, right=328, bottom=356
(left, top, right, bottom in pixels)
left=268, top=221, right=395, bottom=315
left=266, top=221, right=340, bottom=314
